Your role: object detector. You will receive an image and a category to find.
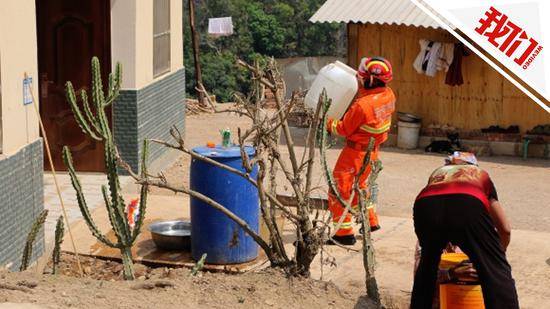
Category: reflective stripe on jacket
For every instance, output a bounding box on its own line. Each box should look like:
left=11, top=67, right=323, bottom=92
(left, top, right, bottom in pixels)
left=327, top=87, right=396, bottom=146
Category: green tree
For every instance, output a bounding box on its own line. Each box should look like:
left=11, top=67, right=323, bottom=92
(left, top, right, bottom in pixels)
left=247, top=3, right=286, bottom=56
left=183, top=0, right=343, bottom=102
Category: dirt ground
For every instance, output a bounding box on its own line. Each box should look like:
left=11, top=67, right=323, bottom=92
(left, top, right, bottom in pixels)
left=150, top=109, right=550, bottom=308
left=2, top=108, right=548, bottom=308
left=0, top=109, right=373, bottom=309
left=154, top=108, right=550, bottom=232
left=0, top=254, right=361, bottom=309
left=375, top=148, right=550, bottom=232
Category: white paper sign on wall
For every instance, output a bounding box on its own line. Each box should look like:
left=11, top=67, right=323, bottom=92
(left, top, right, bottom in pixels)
left=23, top=76, right=32, bottom=105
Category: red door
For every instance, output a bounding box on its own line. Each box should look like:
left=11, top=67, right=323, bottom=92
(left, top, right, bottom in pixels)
left=36, top=0, right=111, bottom=172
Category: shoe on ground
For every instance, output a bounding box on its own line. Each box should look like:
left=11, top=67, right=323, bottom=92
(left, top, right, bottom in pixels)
left=359, top=225, right=381, bottom=234
left=326, top=234, right=357, bottom=246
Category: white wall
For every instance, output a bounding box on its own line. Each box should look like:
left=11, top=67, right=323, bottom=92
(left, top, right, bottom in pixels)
left=111, top=0, right=138, bottom=89
left=135, top=0, right=154, bottom=89
left=170, top=0, right=184, bottom=73
left=0, top=0, right=183, bottom=154
left=0, top=0, right=40, bottom=155
left=111, top=0, right=184, bottom=90
left=170, top=0, right=187, bottom=71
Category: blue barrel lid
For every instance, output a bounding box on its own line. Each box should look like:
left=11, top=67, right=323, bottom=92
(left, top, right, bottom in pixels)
left=192, top=145, right=256, bottom=158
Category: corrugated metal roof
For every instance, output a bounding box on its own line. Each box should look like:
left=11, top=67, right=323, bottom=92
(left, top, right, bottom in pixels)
left=309, top=0, right=446, bottom=29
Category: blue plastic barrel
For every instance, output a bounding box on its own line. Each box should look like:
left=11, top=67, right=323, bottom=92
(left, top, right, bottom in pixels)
left=190, top=145, right=259, bottom=264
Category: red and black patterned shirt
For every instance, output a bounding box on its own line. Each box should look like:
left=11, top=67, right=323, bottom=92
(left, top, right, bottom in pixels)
left=416, top=165, right=498, bottom=210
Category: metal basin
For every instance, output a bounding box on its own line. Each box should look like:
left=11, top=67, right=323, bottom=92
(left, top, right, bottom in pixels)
left=148, top=220, right=191, bottom=251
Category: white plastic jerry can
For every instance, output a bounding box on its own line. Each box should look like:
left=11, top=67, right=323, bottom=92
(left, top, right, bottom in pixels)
left=304, top=61, right=358, bottom=120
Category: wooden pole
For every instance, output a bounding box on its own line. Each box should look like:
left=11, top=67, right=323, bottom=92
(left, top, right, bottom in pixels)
left=188, top=0, right=205, bottom=105
left=25, top=73, right=83, bottom=276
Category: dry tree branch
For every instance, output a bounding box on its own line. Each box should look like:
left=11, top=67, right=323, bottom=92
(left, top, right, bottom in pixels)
left=304, top=91, right=324, bottom=208
left=272, top=82, right=300, bottom=181
left=196, top=82, right=218, bottom=112
left=256, top=155, right=289, bottom=262
left=315, top=84, right=381, bottom=303
left=318, top=90, right=359, bottom=236
left=356, top=159, right=382, bottom=306
left=238, top=57, right=325, bottom=276
left=317, top=94, right=375, bottom=238
left=131, top=59, right=329, bottom=275
left=147, top=134, right=300, bottom=223
left=237, top=59, right=276, bottom=90
left=115, top=152, right=276, bottom=261
left=263, top=99, right=298, bottom=137
left=266, top=151, right=288, bottom=258
left=237, top=59, right=301, bottom=180
left=312, top=219, right=361, bottom=253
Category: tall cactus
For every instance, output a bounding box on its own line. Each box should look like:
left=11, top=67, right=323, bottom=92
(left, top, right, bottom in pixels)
left=62, top=57, right=149, bottom=280
left=52, top=215, right=65, bottom=275
left=20, top=209, right=49, bottom=271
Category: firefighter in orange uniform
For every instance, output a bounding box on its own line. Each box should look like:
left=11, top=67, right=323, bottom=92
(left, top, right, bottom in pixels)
left=326, top=57, right=396, bottom=245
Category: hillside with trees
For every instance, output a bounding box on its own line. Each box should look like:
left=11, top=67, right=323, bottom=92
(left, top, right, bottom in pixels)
left=184, top=0, right=343, bottom=102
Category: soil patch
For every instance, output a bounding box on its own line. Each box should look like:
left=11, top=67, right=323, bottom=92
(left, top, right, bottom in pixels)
left=1, top=254, right=362, bottom=309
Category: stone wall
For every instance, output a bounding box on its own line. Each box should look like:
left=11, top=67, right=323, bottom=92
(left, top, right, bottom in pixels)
left=0, top=139, right=44, bottom=270
left=114, top=68, right=186, bottom=172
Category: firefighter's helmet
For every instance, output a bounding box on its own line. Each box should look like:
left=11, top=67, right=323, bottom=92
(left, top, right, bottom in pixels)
left=358, top=57, right=393, bottom=84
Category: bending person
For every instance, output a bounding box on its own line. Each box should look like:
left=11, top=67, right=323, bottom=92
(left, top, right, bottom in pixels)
left=411, top=152, right=518, bottom=309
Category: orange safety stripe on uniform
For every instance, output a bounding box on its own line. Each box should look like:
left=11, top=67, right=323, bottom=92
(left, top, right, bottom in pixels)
left=360, top=120, right=391, bottom=134
left=352, top=203, right=374, bottom=210
left=366, top=201, right=376, bottom=210
left=334, top=222, right=353, bottom=229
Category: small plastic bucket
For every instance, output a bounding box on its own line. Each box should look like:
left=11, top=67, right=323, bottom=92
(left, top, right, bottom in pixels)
left=440, top=253, right=469, bottom=270
left=439, top=253, right=485, bottom=309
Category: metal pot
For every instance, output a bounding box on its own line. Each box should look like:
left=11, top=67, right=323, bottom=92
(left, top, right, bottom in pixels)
left=148, top=220, right=191, bottom=251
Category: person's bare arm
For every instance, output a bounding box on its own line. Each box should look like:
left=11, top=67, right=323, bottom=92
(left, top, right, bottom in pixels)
left=488, top=199, right=511, bottom=251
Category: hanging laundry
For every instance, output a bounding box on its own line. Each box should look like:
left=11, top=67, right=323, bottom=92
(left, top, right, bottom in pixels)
left=413, top=39, right=442, bottom=77
left=445, top=43, right=470, bottom=86
left=437, top=43, right=454, bottom=72
left=208, top=17, right=234, bottom=37
left=414, top=40, right=455, bottom=77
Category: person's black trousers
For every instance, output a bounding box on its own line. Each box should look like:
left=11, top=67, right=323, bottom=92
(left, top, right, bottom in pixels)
left=411, top=194, right=519, bottom=309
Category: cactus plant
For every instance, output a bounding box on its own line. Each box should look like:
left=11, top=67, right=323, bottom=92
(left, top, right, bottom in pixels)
left=62, top=57, right=149, bottom=280
left=52, top=215, right=65, bottom=274
left=20, top=209, right=49, bottom=271
left=190, top=253, right=207, bottom=276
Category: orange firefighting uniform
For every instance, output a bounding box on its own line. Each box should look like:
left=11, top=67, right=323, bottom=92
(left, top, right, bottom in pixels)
left=327, top=86, right=396, bottom=236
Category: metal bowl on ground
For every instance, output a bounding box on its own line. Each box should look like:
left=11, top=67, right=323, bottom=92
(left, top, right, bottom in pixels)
left=397, top=112, right=422, bottom=123
left=148, top=220, right=191, bottom=251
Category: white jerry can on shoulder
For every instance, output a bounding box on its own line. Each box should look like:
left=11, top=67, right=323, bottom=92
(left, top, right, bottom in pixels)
left=304, top=61, right=358, bottom=120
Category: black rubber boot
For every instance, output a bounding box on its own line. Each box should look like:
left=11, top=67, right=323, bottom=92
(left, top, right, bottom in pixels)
left=359, top=225, right=381, bottom=234
left=326, top=234, right=357, bottom=246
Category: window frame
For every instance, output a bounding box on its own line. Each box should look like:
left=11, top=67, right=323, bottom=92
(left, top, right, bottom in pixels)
left=153, top=0, right=171, bottom=78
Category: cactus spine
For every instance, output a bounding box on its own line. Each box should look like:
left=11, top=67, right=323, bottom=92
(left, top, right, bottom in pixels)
left=62, top=57, right=149, bottom=280
left=52, top=215, right=65, bottom=274
left=20, top=209, right=49, bottom=271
